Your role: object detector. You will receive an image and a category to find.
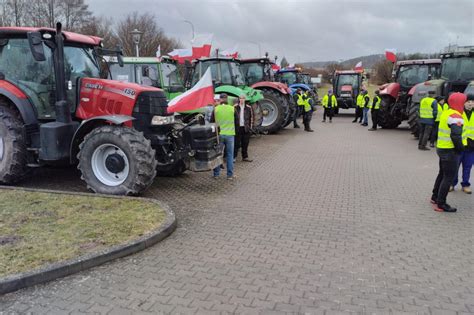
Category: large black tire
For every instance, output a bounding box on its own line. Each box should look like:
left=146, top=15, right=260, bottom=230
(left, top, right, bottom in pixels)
left=407, top=102, right=420, bottom=137
left=378, top=97, right=402, bottom=129
left=0, top=104, right=28, bottom=184
left=77, top=126, right=157, bottom=195
left=259, top=89, right=287, bottom=134
left=283, top=96, right=297, bottom=128
left=156, top=159, right=186, bottom=177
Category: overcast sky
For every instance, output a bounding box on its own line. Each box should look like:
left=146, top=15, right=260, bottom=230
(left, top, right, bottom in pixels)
left=87, top=0, right=474, bottom=63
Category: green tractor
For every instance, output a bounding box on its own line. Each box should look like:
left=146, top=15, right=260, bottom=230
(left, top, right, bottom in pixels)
left=409, top=46, right=474, bottom=135
left=107, top=56, right=184, bottom=101
left=185, top=57, right=265, bottom=132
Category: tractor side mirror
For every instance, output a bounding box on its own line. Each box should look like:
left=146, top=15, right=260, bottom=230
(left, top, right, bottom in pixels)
left=115, top=45, right=124, bottom=67
left=428, top=74, right=432, bottom=80
left=27, top=32, right=46, bottom=61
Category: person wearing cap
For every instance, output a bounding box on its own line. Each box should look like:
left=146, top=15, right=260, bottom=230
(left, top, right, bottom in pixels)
left=430, top=92, right=466, bottom=213
left=361, top=90, right=371, bottom=126
left=321, top=89, right=337, bottom=123
left=430, top=96, right=448, bottom=147
left=211, top=93, right=237, bottom=180
left=234, top=94, right=254, bottom=162
left=418, top=93, right=438, bottom=150
left=368, top=90, right=381, bottom=131
left=302, top=90, right=314, bottom=132
left=293, top=88, right=304, bottom=128
left=451, top=93, right=474, bottom=194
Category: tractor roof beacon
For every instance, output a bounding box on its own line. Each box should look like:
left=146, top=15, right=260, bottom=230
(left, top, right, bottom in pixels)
left=240, top=57, right=294, bottom=132
left=377, top=58, right=441, bottom=131
left=0, top=24, right=222, bottom=195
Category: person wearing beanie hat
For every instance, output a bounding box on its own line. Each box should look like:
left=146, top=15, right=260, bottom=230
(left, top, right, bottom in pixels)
left=430, top=96, right=448, bottom=147
left=431, top=92, right=467, bottom=212
left=452, top=93, right=474, bottom=194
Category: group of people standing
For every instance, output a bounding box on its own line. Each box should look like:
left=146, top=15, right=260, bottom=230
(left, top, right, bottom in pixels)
left=209, top=93, right=254, bottom=180
left=352, top=89, right=382, bottom=131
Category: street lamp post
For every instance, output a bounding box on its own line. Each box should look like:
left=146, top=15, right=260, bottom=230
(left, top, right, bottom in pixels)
left=183, top=20, right=195, bottom=41
left=130, top=28, right=143, bottom=57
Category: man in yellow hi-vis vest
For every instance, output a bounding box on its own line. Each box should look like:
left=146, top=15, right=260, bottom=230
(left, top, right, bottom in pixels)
left=211, top=93, right=237, bottom=180
left=430, top=96, right=447, bottom=147
left=322, top=89, right=337, bottom=123
left=431, top=92, right=466, bottom=213
left=418, top=94, right=438, bottom=150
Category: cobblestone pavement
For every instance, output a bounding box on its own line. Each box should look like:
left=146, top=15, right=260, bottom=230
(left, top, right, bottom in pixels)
left=1, top=111, right=474, bottom=314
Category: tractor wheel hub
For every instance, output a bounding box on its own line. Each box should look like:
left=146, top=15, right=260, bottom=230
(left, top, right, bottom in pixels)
left=105, top=153, right=126, bottom=174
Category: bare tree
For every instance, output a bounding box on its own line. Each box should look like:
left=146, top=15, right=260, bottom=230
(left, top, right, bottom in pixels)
left=373, top=60, right=394, bottom=84
left=80, top=16, right=117, bottom=48
left=61, top=0, right=91, bottom=31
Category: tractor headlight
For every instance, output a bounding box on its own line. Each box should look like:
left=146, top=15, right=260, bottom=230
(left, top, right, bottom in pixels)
left=151, top=115, right=175, bottom=125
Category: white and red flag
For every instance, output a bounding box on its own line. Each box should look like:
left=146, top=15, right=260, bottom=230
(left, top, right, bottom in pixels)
left=220, top=45, right=239, bottom=58
left=354, top=61, right=363, bottom=71
left=192, top=33, right=213, bottom=59
left=167, top=68, right=214, bottom=113
left=168, top=48, right=193, bottom=64
left=271, top=64, right=281, bottom=72
left=385, top=49, right=397, bottom=63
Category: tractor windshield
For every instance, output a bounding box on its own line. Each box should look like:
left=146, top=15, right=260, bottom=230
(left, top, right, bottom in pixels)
left=228, top=61, right=245, bottom=85
left=109, top=63, right=134, bottom=82
left=336, top=74, right=359, bottom=93
left=397, top=65, right=432, bottom=88
left=441, top=57, right=474, bottom=81
left=161, top=61, right=182, bottom=87
left=64, top=46, right=100, bottom=79
left=279, top=71, right=297, bottom=85
left=241, top=63, right=264, bottom=85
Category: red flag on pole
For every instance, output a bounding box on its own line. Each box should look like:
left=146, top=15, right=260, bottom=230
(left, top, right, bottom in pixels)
left=167, top=68, right=214, bottom=113
left=385, top=49, right=397, bottom=63
left=354, top=61, right=363, bottom=71
left=220, top=45, right=239, bottom=59
left=168, top=48, right=193, bottom=64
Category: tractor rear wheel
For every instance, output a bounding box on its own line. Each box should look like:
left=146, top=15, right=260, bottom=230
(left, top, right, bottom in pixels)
left=407, top=101, right=420, bottom=137
left=378, top=97, right=402, bottom=129
left=78, top=125, right=157, bottom=195
left=0, top=104, right=28, bottom=184
left=259, top=89, right=286, bottom=134
left=283, top=96, right=296, bottom=128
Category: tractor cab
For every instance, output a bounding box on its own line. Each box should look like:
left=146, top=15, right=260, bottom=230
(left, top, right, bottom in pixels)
left=438, top=47, right=474, bottom=96
left=240, top=57, right=275, bottom=85
left=107, top=56, right=185, bottom=100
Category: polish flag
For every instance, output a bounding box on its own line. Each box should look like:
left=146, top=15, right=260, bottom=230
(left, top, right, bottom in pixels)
left=167, top=68, right=214, bottom=113
left=192, top=33, right=213, bottom=59
left=354, top=61, right=363, bottom=71
left=271, top=64, right=281, bottom=72
left=220, top=45, right=239, bottom=59
left=385, top=49, right=397, bottom=63
left=168, top=48, right=193, bottom=64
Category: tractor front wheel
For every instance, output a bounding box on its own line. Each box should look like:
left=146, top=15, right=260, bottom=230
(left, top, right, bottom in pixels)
left=378, top=97, right=402, bottom=129
left=78, top=126, right=157, bottom=195
left=407, top=101, right=420, bottom=137
left=0, top=104, right=28, bottom=184
left=259, top=90, right=286, bottom=134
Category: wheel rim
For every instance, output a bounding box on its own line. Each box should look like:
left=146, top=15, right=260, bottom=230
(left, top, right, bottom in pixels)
left=0, top=137, right=4, bottom=161
left=91, top=144, right=129, bottom=187
left=260, top=99, right=279, bottom=127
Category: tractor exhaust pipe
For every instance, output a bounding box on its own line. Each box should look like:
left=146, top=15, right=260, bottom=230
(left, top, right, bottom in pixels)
left=53, top=22, right=71, bottom=124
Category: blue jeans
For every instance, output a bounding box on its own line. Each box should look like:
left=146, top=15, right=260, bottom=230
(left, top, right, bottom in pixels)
left=362, top=108, right=369, bottom=124
left=213, top=135, right=234, bottom=177
left=453, top=151, right=474, bottom=187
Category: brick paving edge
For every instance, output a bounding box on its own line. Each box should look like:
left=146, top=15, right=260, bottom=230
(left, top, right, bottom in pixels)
left=0, top=185, right=177, bottom=295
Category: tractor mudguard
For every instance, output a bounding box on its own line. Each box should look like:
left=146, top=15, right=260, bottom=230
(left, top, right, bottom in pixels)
left=70, top=115, right=135, bottom=163
left=215, top=85, right=263, bottom=104
left=251, top=82, right=289, bottom=94
left=0, top=82, right=38, bottom=125
left=379, top=82, right=400, bottom=99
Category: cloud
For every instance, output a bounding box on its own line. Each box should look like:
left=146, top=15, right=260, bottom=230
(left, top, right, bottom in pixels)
left=86, top=0, right=474, bottom=63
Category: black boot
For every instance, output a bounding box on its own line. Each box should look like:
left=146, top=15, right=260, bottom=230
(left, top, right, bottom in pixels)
left=294, top=123, right=300, bottom=128
left=433, top=203, right=457, bottom=212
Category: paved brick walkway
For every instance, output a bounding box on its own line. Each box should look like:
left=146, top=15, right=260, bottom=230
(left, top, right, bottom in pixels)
left=2, top=111, right=474, bottom=314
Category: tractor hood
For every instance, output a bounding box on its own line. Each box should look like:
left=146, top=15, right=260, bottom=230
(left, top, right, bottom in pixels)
left=215, top=85, right=263, bottom=104
left=76, top=78, right=169, bottom=120
left=410, top=79, right=446, bottom=104
left=251, top=81, right=291, bottom=94
left=341, top=85, right=353, bottom=92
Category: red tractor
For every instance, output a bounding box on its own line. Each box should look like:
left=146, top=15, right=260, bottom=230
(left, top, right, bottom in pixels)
left=332, top=70, right=364, bottom=111
left=378, top=59, right=441, bottom=129
left=0, top=24, right=221, bottom=195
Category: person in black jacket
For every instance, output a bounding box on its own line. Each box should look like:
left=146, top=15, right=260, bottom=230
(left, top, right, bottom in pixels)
left=234, top=94, right=254, bottom=162
left=431, top=92, right=467, bottom=213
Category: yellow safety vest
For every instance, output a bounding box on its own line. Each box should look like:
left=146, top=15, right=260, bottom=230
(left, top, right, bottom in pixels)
left=462, top=111, right=474, bottom=146
left=356, top=94, right=366, bottom=108
left=436, top=103, right=448, bottom=122
left=368, top=95, right=381, bottom=109
left=322, top=94, right=337, bottom=108
left=297, top=94, right=305, bottom=107
left=419, top=97, right=435, bottom=119
left=214, top=104, right=235, bottom=136
left=437, top=108, right=462, bottom=149
left=303, top=93, right=312, bottom=112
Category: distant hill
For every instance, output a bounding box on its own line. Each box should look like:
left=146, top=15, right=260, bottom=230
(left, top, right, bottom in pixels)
left=301, top=54, right=385, bottom=70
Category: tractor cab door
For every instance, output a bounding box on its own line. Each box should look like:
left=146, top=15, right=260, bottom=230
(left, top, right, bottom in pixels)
left=0, top=38, right=56, bottom=120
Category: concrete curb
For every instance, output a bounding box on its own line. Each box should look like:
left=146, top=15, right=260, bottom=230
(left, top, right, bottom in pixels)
left=0, top=186, right=177, bottom=295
